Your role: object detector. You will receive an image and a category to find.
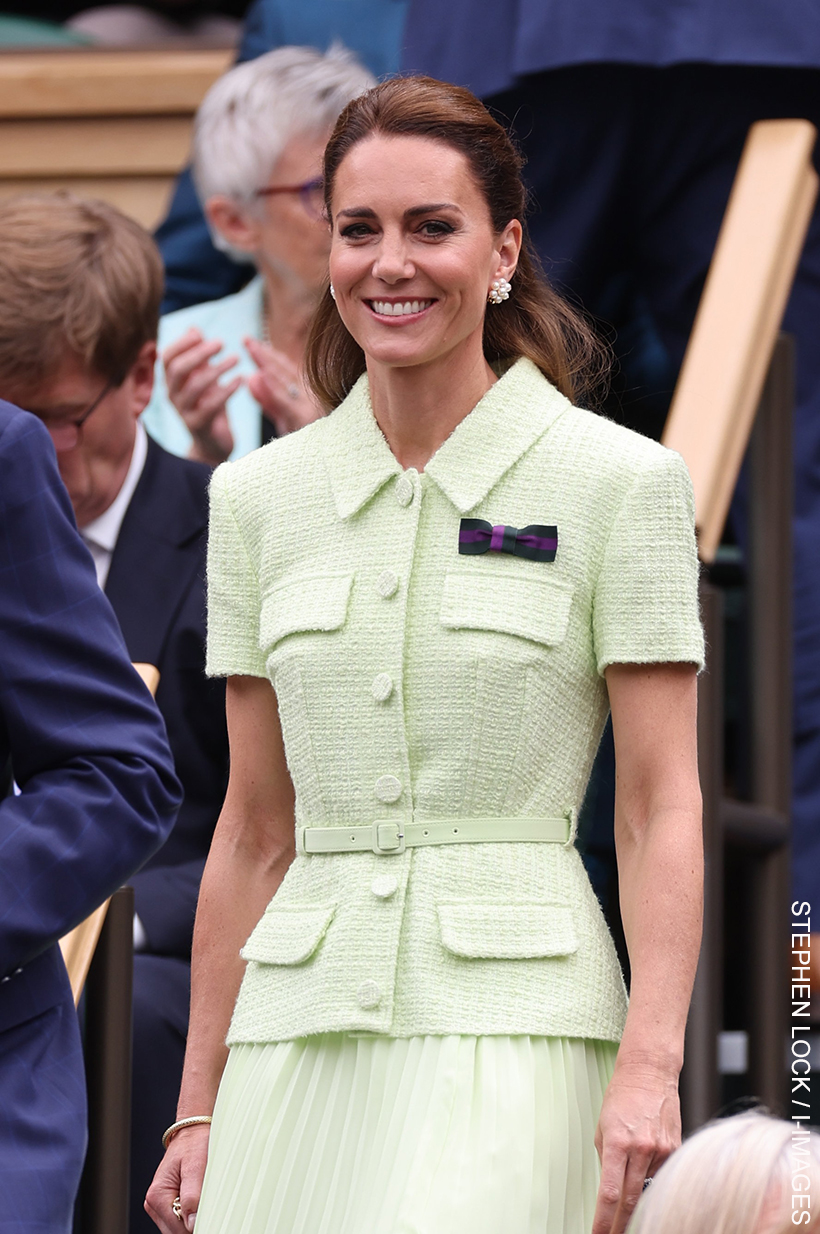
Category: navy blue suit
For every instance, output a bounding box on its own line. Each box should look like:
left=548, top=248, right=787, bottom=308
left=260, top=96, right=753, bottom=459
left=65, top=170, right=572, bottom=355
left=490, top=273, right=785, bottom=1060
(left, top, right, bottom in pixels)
left=404, top=4, right=820, bottom=909
left=155, top=0, right=407, bottom=313
left=102, top=436, right=228, bottom=1234
left=0, top=405, right=180, bottom=1233
left=403, top=0, right=820, bottom=97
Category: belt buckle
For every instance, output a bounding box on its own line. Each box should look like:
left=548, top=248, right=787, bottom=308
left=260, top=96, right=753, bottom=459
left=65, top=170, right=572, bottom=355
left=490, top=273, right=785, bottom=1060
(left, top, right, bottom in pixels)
left=372, top=821, right=405, bottom=855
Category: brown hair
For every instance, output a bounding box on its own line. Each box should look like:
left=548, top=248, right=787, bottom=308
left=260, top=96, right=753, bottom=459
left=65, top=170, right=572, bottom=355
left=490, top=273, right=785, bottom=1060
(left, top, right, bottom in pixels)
left=305, top=75, right=608, bottom=411
left=0, top=192, right=163, bottom=394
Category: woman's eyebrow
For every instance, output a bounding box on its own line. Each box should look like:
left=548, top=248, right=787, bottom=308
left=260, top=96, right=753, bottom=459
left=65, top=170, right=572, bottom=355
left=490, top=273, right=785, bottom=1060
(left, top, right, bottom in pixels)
left=404, top=203, right=460, bottom=218
left=336, top=202, right=463, bottom=220
left=336, top=206, right=377, bottom=219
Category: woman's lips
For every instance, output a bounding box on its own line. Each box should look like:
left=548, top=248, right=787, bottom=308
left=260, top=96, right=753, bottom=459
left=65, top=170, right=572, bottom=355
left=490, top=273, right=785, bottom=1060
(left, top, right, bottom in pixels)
left=366, top=298, right=436, bottom=319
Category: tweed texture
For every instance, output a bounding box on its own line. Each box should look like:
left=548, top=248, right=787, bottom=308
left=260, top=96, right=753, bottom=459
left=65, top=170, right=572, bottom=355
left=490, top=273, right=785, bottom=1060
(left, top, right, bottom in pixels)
left=206, top=358, right=704, bottom=1045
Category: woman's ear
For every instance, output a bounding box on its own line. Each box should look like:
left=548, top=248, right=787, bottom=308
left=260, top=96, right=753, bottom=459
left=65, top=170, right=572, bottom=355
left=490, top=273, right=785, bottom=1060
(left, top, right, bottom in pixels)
left=205, top=195, right=260, bottom=256
left=496, top=218, right=523, bottom=282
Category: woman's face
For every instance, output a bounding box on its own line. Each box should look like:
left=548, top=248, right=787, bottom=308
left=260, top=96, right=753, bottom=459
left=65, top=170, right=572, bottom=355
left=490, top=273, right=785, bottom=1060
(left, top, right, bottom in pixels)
left=329, top=134, right=521, bottom=372
left=208, top=129, right=331, bottom=293
left=255, top=129, right=332, bottom=290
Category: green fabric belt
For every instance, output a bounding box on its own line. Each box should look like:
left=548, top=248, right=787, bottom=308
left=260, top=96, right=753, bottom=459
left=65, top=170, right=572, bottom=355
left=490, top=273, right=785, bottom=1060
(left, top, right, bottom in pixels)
left=297, top=816, right=571, bottom=856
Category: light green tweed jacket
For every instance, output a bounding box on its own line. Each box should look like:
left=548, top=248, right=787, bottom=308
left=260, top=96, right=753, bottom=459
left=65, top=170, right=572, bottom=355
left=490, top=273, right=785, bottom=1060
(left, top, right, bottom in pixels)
left=206, top=357, right=704, bottom=1046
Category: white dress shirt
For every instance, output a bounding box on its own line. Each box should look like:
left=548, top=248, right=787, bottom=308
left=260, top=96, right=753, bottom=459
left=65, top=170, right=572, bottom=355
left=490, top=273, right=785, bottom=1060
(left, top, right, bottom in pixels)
left=80, top=423, right=148, bottom=589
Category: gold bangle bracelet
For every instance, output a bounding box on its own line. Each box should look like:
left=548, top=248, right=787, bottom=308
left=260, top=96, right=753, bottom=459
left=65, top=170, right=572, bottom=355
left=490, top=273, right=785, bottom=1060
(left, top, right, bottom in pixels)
left=162, top=1115, right=212, bottom=1150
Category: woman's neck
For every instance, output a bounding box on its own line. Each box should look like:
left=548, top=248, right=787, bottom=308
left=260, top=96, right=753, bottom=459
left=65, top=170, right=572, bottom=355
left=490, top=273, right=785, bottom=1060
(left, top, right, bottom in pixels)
left=367, top=344, right=497, bottom=472
left=261, top=266, right=317, bottom=359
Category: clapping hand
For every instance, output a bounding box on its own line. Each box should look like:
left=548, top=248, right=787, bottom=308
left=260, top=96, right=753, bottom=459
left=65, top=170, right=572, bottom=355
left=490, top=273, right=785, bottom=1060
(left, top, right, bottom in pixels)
left=162, top=329, right=323, bottom=465
left=244, top=337, right=323, bottom=436
left=162, top=327, right=242, bottom=465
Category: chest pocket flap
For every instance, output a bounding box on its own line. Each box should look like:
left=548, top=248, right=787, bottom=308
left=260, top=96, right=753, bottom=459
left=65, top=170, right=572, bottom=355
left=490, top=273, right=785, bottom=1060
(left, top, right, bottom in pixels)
left=437, top=902, right=578, bottom=959
left=441, top=570, right=573, bottom=646
left=241, top=903, right=337, bottom=966
left=259, top=571, right=353, bottom=650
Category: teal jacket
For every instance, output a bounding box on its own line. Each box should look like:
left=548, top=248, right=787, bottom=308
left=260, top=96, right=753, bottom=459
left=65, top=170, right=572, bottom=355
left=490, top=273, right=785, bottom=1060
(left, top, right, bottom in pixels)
left=206, top=358, right=704, bottom=1044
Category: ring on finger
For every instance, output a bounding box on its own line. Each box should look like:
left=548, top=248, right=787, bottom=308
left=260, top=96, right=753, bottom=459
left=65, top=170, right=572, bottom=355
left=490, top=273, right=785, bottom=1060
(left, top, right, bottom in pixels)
left=172, top=1196, right=184, bottom=1220
left=642, top=1177, right=654, bottom=1190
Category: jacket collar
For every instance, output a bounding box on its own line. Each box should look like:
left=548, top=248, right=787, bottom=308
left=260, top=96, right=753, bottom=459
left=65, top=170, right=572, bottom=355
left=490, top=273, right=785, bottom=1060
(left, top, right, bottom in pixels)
left=320, top=358, right=570, bottom=520
left=319, top=374, right=402, bottom=520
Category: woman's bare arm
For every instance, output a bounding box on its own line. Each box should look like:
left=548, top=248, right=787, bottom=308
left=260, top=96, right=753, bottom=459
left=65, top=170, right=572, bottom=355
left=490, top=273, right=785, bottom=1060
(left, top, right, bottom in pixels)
left=592, top=662, right=703, bottom=1234
left=145, top=675, right=296, bottom=1233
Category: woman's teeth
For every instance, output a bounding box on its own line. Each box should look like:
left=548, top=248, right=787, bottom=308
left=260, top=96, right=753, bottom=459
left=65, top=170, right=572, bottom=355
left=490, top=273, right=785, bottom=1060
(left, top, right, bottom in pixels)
left=371, top=300, right=433, bottom=317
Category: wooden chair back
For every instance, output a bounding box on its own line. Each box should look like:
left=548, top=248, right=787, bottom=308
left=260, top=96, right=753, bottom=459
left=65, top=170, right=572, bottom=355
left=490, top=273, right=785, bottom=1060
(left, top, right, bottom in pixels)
left=662, top=119, right=818, bottom=561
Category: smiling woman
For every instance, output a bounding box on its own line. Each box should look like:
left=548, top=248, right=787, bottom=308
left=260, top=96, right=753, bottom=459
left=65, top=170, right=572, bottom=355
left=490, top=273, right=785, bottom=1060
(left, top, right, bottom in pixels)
left=146, top=77, right=704, bottom=1234
left=306, top=77, right=606, bottom=423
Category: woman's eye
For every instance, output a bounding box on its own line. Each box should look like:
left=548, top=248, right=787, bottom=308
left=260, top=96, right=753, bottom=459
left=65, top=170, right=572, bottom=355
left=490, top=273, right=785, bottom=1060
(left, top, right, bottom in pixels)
left=418, top=220, right=454, bottom=238
left=339, top=223, right=375, bottom=239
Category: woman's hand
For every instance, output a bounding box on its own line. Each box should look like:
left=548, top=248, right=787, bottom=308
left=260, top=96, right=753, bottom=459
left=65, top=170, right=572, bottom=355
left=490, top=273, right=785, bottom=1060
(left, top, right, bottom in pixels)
left=162, top=327, right=242, bottom=465
left=592, top=1058, right=680, bottom=1234
left=145, top=1124, right=210, bottom=1234
left=244, top=337, right=323, bottom=436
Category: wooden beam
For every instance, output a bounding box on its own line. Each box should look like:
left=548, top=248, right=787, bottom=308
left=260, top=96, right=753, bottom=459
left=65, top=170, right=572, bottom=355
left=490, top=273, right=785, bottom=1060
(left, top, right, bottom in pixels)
left=0, top=115, right=192, bottom=176
left=662, top=120, right=817, bottom=562
left=0, top=48, right=231, bottom=118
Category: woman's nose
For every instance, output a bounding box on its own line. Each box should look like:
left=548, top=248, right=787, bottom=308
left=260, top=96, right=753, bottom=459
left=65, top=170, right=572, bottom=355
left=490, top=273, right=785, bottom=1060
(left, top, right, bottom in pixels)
left=371, top=232, right=413, bottom=283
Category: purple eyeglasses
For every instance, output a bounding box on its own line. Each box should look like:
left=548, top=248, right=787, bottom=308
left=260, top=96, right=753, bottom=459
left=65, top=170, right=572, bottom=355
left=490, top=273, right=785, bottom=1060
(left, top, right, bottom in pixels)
left=255, top=177, right=325, bottom=220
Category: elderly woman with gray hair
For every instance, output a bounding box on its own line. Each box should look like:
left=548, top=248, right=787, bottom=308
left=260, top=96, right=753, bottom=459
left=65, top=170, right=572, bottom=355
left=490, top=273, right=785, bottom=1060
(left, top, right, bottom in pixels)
left=142, top=44, right=374, bottom=464
left=627, top=1111, right=820, bottom=1234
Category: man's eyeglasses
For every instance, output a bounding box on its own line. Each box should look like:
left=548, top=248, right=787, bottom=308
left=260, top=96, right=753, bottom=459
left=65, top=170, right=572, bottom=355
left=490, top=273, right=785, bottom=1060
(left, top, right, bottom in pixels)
left=37, top=377, right=116, bottom=451
left=254, top=177, right=325, bottom=220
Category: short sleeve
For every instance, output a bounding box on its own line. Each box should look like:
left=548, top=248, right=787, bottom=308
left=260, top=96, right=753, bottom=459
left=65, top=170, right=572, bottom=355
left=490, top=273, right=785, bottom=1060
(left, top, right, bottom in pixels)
left=205, top=463, right=267, bottom=678
left=592, top=449, right=705, bottom=676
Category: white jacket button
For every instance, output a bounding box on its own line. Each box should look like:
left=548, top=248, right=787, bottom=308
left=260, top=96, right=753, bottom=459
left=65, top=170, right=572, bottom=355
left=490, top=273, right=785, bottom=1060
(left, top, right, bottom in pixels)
left=395, top=474, right=414, bottom=506
left=374, top=774, right=402, bottom=803
left=376, top=570, right=399, bottom=599
left=357, top=979, right=382, bottom=1009
left=371, top=874, right=398, bottom=899
left=372, top=673, right=393, bottom=702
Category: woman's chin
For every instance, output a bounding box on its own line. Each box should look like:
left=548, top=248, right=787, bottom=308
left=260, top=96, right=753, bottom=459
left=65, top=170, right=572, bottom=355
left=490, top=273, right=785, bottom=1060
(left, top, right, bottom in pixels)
left=363, top=341, right=443, bottom=371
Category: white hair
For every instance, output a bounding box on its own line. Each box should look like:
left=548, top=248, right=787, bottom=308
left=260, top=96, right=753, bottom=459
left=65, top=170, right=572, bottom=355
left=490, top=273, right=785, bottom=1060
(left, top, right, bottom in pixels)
left=627, top=1112, right=820, bottom=1234
left=191, top=44, right=375, bottom=207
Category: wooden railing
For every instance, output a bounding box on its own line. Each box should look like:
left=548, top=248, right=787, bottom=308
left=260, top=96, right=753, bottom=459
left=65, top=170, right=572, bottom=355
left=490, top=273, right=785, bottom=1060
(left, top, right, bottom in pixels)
left=661, top=119, right=818, bottom=1128
left=0, top=48, right=230, bottom=227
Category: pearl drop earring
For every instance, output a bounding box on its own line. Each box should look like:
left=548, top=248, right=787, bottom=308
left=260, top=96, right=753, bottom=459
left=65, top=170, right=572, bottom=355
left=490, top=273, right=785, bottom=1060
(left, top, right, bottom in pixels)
left=488, top=277, right=512, bottom=305
left=329, top=284, right=336, bottom=301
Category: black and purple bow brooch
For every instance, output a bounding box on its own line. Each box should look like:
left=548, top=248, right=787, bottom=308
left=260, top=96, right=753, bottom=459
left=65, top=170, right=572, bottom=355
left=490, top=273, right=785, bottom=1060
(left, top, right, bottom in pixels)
left=458, top=518, right=558, bottom=562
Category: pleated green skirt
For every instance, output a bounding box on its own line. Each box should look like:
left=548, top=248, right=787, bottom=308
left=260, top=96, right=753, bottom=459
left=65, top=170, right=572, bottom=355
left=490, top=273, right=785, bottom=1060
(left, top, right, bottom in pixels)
left=195, top=1034, right=617, bottom=1234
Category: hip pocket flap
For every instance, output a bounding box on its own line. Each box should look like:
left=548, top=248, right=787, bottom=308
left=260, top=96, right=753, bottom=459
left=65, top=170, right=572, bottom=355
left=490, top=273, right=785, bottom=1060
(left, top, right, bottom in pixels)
left=437, top=902, right=578, bottom=959
left=241, top=903, right=337, bottom=966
